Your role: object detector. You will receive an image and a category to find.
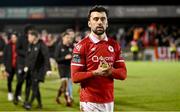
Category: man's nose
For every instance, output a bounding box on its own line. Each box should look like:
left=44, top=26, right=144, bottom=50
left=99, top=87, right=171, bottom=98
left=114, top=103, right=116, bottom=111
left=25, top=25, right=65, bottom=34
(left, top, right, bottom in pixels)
left=97, top=19, right=103, bottom=25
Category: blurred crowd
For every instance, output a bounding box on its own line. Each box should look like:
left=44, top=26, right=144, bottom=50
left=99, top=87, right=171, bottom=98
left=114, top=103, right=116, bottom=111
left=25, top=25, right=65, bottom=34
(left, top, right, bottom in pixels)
left=111, top=23, right=180, bottom=61
left=114, top=23, right=180, bottom=48
left=0, top=24, right=179, bottom=72
left=0, top=26, right=80, bottom=109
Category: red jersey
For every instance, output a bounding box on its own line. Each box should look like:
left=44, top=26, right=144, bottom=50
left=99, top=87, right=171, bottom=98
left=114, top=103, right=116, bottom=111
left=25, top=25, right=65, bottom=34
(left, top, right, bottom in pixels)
left=71, top=33, right=127, bottom=103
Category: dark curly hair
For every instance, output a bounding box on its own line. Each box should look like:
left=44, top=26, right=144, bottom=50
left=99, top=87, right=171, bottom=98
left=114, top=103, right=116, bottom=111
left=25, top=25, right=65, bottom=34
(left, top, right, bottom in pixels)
left=88, top=6, right=109, bottom=21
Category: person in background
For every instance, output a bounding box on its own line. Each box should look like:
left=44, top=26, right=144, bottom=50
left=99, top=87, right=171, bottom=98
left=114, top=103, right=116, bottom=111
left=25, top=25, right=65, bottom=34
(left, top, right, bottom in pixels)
left=23, top=30, right=51, bottom=110
left=14, top=24, right=36, bottom=105
left=46, top=33, right=57, bottom=59
left=130, top=40, right=139, bottom=61
left=46, top=34, right=57, bottom=73
left=170, top=39, right=177, bottom=61
left=66, top=29, right=76, bottom=102
left=41, top=29, right=49, bottom=45
left=0, top=34, right=6, bottom=79
left=66, top=29, right=75, bottom=44
left=55, top=32, right=73, bottom=106
left=3, top=31, right=18, bottom=101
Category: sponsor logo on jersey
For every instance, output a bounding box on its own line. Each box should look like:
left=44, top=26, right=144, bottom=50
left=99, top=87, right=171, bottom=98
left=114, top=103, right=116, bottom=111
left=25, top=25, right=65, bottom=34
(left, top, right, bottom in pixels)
left=72, top=54, right=81, bottom=63
left=92, top=55, right=114, bottom=62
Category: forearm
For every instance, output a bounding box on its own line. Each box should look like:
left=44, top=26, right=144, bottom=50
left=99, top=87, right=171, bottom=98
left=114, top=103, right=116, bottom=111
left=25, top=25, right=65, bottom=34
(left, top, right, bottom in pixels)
left=110, top=67, right=127, bottom=80
left=71, top=71, right=93, bottom=83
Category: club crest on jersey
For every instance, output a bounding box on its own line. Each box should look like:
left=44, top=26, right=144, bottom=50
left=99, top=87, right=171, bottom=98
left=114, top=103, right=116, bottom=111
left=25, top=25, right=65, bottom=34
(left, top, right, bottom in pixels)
left=75, top=44, right=82, bottom=52
left=108, top=46, right=114, bottom=52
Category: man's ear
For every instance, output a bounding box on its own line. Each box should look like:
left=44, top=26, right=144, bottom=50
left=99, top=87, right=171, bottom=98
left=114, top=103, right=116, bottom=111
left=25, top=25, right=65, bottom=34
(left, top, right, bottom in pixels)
left=88, top=20, right=91, bottom=28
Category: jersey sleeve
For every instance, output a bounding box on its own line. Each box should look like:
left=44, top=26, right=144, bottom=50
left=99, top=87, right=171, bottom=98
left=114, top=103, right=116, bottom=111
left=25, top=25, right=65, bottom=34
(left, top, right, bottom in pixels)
left=111, top=42, right=127, bottom=80
left=71, top=43, right=93, bottom=83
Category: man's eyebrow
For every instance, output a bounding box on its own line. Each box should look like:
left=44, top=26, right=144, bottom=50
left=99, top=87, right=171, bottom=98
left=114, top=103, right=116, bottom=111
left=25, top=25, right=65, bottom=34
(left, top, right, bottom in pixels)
left=92, top=16, right=106, bottom=18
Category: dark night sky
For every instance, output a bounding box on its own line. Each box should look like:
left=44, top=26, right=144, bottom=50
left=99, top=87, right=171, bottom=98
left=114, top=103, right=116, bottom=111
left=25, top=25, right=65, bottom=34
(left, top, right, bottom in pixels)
left=0, top=0, right=178, bottom=7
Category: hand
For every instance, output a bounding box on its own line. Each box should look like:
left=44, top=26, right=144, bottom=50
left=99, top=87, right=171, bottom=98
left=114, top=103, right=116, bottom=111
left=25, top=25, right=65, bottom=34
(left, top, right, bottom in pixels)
left=46, top=71, right=52, bottom=76
left=92, top=59, right=111, bottom=76
left=1, top=65, right=5, bottom=72
left=65, top=54, right=72, bottom=60
left=24, top=66, right=28, bottom=72
left=5, top=71, right=9, bottom=77
left=0, top=52, right=3, bottom=56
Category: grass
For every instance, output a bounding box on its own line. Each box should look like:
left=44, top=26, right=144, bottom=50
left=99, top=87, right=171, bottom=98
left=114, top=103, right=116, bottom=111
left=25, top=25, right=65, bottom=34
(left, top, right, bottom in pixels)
left=0, top=61, right=180, bottom=111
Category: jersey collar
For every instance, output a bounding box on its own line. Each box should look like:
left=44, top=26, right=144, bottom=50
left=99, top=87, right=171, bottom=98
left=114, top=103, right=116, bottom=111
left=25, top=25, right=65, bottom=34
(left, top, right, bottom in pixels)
left=89, top=33, right=108, bottom=44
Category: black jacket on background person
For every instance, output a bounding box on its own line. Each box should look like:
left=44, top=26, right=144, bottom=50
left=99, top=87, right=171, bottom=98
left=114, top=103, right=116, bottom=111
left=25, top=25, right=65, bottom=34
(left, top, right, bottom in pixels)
left=0, top=37, right=5, bottom=64
left=48, top=41, right=57, bottom=59
left=25, top=40, right=50, bottom=82
left=54, top=43, right=73, bottom=66
left=16, top=35, right=29, bottom=70
left=3, top=42, right=17, bottom=72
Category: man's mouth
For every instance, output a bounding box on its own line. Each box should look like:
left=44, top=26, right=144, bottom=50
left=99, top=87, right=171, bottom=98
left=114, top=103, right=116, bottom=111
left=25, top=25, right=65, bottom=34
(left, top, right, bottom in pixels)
left=96, top=27, right=103, bottom=30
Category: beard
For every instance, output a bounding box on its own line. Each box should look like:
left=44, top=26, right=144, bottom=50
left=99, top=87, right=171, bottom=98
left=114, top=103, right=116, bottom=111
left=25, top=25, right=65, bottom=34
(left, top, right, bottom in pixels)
left=92, top=26, right=105, bottom=35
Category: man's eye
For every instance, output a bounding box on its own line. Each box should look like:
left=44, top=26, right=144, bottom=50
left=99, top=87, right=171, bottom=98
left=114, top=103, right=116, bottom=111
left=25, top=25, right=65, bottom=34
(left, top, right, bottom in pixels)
left=93, top=17, right=99, bottom=21
left=101, top=18, right=105, bottom=21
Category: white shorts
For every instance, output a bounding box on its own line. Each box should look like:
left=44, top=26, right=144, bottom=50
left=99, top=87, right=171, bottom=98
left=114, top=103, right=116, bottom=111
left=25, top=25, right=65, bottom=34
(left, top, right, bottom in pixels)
left=80, top=102, right=114, bottom=112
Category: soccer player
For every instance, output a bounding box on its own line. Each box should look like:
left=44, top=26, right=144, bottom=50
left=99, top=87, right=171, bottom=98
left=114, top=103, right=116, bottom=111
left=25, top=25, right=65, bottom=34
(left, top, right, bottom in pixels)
left=71, top=6, right=127, bottom=112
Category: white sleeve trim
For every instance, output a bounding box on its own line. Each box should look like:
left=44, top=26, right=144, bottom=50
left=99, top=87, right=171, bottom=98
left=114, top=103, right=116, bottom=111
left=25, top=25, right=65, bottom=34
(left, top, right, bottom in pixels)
left=115, top=60, right=125, bottom=62
left=71, top=63, right=85, bottom=66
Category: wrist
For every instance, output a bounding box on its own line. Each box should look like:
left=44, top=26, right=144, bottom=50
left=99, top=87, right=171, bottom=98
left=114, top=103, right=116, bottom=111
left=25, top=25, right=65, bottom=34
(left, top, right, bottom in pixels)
left=108, top=68, right=113, bottom=76
left=92, top=70, right=98, bottom=76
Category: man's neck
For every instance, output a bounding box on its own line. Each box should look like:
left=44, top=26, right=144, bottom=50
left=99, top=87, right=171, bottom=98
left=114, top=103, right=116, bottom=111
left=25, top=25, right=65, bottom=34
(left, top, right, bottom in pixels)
left=91, top=32, right=106, bottom=41
left=63, top=41, right=69, bottom=46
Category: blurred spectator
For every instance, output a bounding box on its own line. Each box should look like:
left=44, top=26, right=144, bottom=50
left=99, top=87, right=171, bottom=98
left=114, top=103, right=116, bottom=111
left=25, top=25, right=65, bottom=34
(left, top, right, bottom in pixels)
left=24, top=30, right=51, bottom=110
left=41, top=29, right=49, bottom=45
left=46, top=33, right=57, bottom=58
left=169, top=40, right=177, bottom=61
left=74, top=31, right=82, bottom=44
left=14, top=24, right=36, bottom=105
left=0, top=32, right=8, bottom=79
left=46, top=33, right=58, bottom=75
left=66, top=29, right=76, bottom=100
left=66, top=28, right=75, bottom=44
left=55, top=32, right=73, bottom=106
left=142, top=23, right=157, bottom=48
left=3, top=31, right=18, bottom=101
left=0, top=34, right=6, bottom=64
left=131, top=40, right=139, bottom=61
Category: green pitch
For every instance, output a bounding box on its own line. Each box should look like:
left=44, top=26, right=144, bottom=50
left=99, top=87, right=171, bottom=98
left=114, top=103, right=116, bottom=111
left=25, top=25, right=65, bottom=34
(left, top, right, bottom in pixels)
left=0, top=61, right=180, bottom=111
